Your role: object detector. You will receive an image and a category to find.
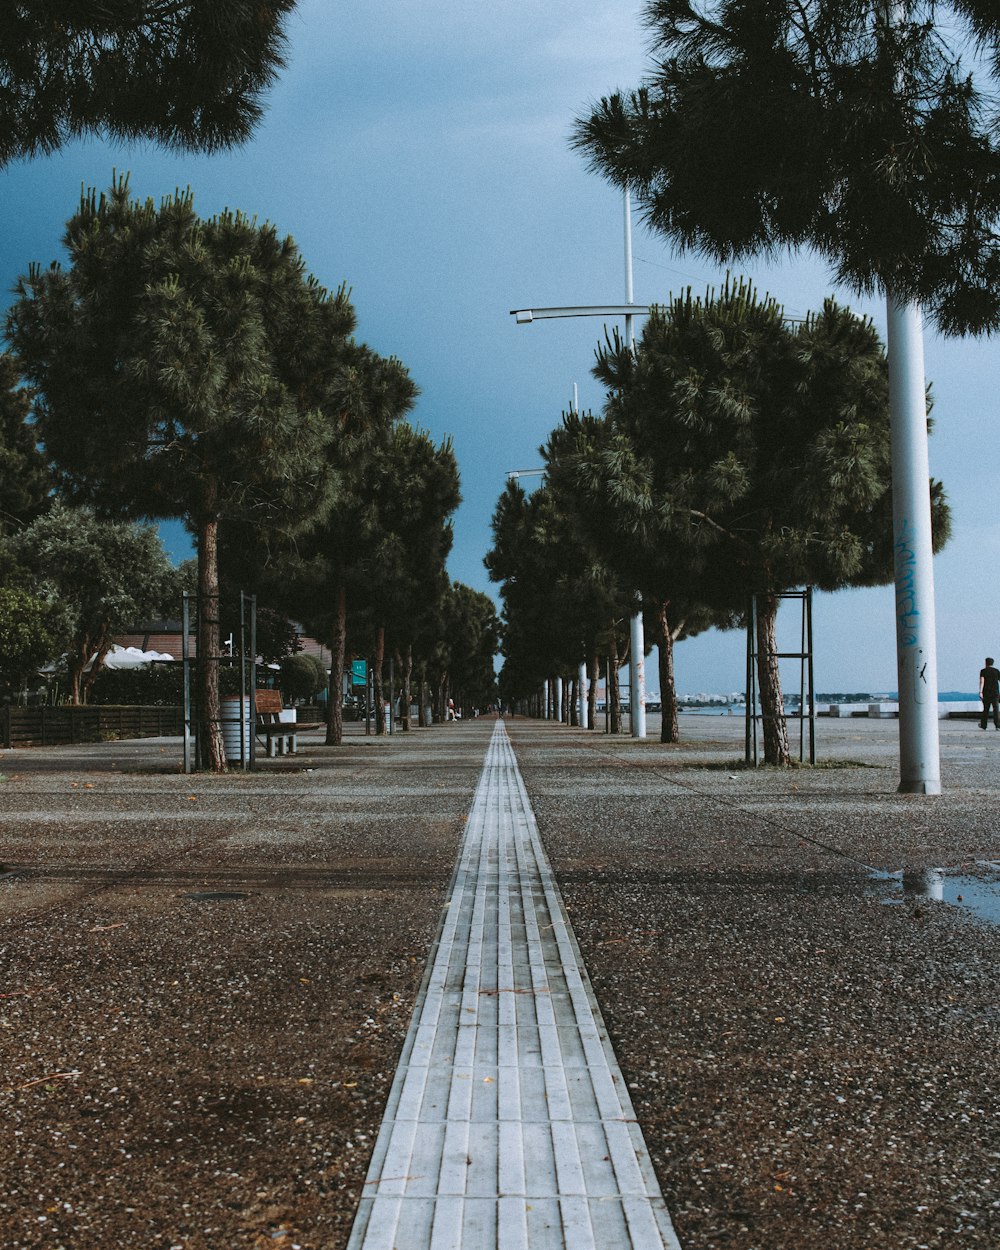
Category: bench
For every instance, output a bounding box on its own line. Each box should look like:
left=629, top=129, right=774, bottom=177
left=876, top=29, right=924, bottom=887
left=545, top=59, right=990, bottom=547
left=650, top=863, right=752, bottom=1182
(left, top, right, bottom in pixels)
left=254, top=690, right=324, bottom=757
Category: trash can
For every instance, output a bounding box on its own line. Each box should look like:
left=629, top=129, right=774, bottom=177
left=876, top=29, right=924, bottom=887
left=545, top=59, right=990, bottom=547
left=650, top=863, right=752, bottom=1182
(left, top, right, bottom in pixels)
left=221, top=696, right=252, bottom=763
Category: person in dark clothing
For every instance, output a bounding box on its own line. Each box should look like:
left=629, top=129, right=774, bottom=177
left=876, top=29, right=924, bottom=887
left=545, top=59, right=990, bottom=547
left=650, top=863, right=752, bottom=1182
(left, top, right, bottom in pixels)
left=979, top=658, right=1000, bottom=729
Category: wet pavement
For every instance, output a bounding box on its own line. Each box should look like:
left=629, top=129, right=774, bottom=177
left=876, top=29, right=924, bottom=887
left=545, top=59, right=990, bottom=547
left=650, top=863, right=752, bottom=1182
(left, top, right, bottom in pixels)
left=1, top=713, right=999, bottom=1249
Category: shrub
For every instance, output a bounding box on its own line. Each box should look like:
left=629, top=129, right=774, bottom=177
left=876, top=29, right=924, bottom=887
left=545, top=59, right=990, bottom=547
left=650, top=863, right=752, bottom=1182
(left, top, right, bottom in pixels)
left=280, top=653, right=327, bottom=702
left=88, top=661, right=263, bottom=705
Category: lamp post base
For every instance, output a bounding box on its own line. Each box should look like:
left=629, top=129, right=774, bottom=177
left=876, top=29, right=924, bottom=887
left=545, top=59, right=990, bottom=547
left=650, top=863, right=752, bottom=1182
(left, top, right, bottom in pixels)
left=897, top=778, right=942, bottom=796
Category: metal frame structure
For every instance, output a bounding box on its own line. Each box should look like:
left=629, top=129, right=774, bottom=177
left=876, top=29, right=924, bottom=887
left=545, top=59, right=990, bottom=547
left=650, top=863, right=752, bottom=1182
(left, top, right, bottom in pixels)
left=745, top=587, right=816, bottom=767
left=182, top=590, right=257, bottom=773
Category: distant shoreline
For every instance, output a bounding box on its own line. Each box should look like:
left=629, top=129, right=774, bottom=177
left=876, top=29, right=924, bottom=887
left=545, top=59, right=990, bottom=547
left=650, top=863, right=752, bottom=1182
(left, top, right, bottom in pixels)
left=671, top=692, right=981, bottom=717
left=674, top=691, right=979, bottom=706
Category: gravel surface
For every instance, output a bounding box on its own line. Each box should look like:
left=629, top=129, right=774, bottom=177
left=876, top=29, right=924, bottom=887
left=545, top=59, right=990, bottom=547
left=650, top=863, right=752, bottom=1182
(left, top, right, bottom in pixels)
left=3, top=714, right=998, bottom=1250
left=1, top=724, right=486, bottom=1250
left=510, top=714, right=1000, bottom=1250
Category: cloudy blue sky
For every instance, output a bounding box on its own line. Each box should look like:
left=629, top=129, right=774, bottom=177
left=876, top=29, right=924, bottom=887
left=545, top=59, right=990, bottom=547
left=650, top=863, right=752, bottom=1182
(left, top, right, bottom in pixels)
left=1, top=1, right=996, bottom=694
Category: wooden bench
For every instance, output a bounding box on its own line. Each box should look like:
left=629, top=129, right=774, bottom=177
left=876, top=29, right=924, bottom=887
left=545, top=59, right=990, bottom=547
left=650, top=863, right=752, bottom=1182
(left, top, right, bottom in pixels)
left=254, top=690, right=324, bottom=757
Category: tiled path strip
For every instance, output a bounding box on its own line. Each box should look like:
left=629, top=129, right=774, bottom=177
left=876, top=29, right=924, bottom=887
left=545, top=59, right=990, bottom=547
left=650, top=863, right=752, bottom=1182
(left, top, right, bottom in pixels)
left=347, top=720, right=682, bottom=1249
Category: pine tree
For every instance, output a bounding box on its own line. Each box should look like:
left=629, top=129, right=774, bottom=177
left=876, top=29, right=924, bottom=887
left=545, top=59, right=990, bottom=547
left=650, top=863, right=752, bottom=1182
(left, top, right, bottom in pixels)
left=351, top=424, right=461, bottom=734
left=0, top=352, right=51, bottom=536
left=487, top=476, right=631, bottom=730
left=592, top=281, right=950, bottom=764
left=272, top=348, right=420, bottom=745
left=573, top=0, right=1000, bottom=335
left=7, top=178, right=355, bottom=768
left=0, top=1, right=296, bottom=165
left=543, top=408, right=732, bottom=743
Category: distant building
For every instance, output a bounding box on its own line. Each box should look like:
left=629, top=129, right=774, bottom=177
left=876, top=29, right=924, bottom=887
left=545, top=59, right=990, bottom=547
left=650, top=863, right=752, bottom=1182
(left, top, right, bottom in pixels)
left=115, top=619, right=329, bottom=664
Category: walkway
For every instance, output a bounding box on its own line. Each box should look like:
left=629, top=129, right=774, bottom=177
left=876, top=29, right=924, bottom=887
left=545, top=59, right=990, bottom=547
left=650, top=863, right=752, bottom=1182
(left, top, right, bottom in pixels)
left=347, top=720, right=682, bottom=1249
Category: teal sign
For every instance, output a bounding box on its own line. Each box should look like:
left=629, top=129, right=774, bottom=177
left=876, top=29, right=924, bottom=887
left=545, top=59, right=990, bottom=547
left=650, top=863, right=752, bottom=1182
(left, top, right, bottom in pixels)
left=351, top=659, right=367, bottom=687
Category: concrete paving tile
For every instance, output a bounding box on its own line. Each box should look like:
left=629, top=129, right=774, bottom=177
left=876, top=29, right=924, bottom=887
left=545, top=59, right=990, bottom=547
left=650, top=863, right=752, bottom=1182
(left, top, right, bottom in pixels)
left=347, top=722, right=682, bottom=1249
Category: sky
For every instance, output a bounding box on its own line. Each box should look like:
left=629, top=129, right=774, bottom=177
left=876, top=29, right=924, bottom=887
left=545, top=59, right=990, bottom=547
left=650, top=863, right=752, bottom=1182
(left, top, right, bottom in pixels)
left=1, top=0, right=997, bottom=695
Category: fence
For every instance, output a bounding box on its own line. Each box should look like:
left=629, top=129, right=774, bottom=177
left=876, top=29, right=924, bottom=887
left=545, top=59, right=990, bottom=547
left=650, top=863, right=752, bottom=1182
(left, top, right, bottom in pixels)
left=0, top=705, right=183, bottom=749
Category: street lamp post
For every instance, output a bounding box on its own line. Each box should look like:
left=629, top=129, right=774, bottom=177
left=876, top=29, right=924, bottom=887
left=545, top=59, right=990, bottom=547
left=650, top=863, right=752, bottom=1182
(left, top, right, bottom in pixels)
left=886, top=299, right=940, bottom=794
left=882, top=0, right=941, bottom=795
left=510, top=196, right=650, bottom=738
left=623, top=193, right=647, bottom=740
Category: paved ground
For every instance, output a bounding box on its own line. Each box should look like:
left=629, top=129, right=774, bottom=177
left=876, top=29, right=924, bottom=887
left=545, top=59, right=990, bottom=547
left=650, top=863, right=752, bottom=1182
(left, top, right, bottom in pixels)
left=1, top=714, right=999, bottom=1249
left=350, top=721, right=680, bottom=1249
left=512, top=714, right=1000, bottom=1250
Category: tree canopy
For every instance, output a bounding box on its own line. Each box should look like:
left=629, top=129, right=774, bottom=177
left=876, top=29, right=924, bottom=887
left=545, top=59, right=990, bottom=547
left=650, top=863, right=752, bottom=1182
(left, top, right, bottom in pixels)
left=434, top=582, right=500, bottom=716
left=357, top=424, right=461, bottom=649
left=8, top=178, right=354, bottom=532
left=544, top=408, right=732, bottom=742
left=573, top=1, right=1000, bottom=334
left=0, top=351, right=50, bottom=535
left=487, top=472, right=631, bottom=727
left=10, top=502, right=176, bottom=704
left=0, top=585, right=57, bottom=697
left=6, top=177, right=357, bottom=767
left=0, top=1, right=297, bottom=166
left=591, top=279, right=951, bottom=761
left=352, top=423, right=461, bottom=730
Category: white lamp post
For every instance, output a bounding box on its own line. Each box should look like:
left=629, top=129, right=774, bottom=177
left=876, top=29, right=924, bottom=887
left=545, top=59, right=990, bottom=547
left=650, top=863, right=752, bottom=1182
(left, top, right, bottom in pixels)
left=510, top=193, right=649, bottom=738
left=886, top=300, right=940, bottom=793
left=882, top=0, right=941, bottom=794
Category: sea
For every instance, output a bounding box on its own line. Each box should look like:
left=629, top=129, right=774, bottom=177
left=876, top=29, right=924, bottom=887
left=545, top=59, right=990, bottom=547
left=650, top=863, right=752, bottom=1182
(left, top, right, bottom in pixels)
left=677, top=691, right=979, bottom=715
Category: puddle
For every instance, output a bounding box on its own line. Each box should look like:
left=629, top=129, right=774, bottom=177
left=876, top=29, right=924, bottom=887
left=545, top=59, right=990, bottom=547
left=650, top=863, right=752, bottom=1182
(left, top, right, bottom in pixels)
left=877, top=866, right=1000, bottom=926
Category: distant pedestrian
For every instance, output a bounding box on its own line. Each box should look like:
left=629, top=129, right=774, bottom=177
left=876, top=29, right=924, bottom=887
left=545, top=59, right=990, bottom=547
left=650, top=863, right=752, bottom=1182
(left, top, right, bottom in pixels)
left=980, top=657, right=1000, bottom=730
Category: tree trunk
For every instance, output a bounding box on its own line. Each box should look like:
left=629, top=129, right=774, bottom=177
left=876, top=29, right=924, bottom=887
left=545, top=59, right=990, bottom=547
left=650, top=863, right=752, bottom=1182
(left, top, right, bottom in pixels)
left=569, top=676, right=578, bottom=726
left=197, top=517, right=227, bottom=772
left=655, top=602, right=681, bottom=744
left=609, top=631, right=622, bottom=734
left=373, top=626, right=386, bottom=734
left=80, top=625, right=112, bottom=703
left=67, top=634, right=90, bottom=706
left=399, top=644, right=412, bottom=730
left=418, top=672, right=429, bottom=727
left=756, top=592, right=790, bottom=766
left=588, top=649, right=599, bottom=729
left=325, top=578, right=347, bottom=746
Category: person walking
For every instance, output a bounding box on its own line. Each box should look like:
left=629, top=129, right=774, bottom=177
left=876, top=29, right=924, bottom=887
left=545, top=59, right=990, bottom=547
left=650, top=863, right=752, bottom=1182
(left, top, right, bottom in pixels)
left=979, top=657, right=1000, bottom=730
